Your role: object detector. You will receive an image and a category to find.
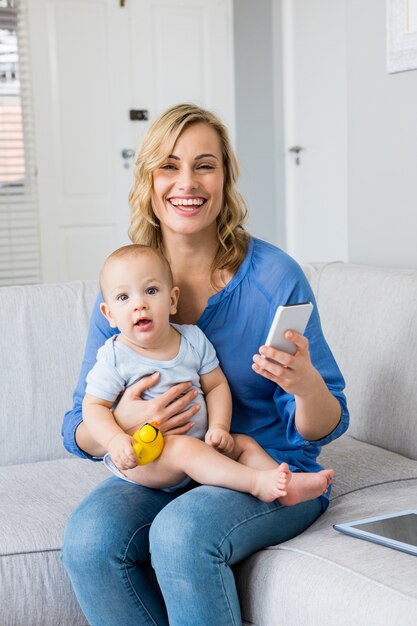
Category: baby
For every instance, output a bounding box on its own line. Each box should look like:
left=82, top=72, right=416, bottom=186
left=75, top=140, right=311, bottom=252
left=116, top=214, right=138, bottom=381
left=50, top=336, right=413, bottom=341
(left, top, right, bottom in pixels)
left=83, top=244, right=333, bottom=504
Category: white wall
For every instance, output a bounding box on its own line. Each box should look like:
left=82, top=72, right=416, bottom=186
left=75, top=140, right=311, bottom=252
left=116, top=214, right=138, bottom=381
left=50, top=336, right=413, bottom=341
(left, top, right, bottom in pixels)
left=237, top=0, right=417, bottom=269
left=281, top=0, right=348, bottom=265
left=346, top=0, right=417, bottom=269
left=28, top=0, right=417, bottom=273
left=233, top=0, right=286, bottom=248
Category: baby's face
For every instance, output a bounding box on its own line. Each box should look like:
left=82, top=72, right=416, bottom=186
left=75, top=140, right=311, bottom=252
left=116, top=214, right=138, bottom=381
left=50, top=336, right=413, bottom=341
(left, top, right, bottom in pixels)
left=100, top=253, right=178, bottom=349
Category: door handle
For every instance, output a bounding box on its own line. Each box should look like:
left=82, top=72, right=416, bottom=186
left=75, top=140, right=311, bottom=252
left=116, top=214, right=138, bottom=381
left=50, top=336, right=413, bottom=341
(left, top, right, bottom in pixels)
left=288, top=145, right=305, bottom=154
left=121, top=148, right=135, bottom=159
left=288, top=145, right=305, bottom=165
left=121, top=148, right=135, bottom=169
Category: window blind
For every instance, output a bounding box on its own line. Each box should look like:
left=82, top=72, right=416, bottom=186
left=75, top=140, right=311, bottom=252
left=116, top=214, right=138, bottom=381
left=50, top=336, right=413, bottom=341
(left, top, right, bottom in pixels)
left=0, top=0, right=41, bottom=286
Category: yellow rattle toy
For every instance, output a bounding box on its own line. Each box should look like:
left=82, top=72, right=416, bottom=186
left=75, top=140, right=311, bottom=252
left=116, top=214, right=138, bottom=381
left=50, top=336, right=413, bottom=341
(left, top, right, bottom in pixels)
left=132, top=421, right=164, bottom=465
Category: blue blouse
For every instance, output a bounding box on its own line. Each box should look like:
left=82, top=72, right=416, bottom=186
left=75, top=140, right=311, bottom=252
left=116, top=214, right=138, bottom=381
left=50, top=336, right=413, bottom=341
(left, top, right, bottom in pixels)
left=62, top=237, right=349, bottom=503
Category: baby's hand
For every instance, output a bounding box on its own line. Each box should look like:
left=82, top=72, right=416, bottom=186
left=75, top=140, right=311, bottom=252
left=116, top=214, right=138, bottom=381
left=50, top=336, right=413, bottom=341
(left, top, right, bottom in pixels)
left=205, top=427, right=235, bottom=456
left=107, top=433, right=138, bottom=471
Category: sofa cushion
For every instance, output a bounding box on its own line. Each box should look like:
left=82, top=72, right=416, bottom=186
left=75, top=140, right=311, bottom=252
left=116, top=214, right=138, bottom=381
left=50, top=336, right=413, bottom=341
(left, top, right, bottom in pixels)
left=0, top=457, right=108, bottom=554
left=319, top=435, right=417, bottom=499
left=0, top=280, right=98, bottom=466
left=300, top=262, right=324, bottom=298
left=0, top=457, right=108, bottom=625
left=238, top=434, right=417, bottom=625
left=237, top=477, right=417, bottom=626
left=314, top=262, right=417, bottom=460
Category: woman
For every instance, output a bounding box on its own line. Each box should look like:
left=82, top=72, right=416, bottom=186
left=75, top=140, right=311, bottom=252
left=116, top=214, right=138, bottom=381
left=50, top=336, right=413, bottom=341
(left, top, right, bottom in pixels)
left=61, top=104, right=349, bottom=626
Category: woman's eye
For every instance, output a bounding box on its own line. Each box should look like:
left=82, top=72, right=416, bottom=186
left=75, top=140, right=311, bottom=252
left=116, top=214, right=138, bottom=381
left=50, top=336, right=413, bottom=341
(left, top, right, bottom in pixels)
left=146, top=287, right=158, bottom=295
left=197, top=163, right=215, bottom=170
left=160, top=163, right=176, bottom=170
left=117, top=294, right=128, bottom=301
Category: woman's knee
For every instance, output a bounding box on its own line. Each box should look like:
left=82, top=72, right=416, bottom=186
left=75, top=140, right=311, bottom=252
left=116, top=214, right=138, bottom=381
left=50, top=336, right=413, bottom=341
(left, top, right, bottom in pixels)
left=150, top=498, right=196, bottom=560
left=62, top=477, right=165, bottom=574
left=62, top=490, right=120, bottom=574
left=149, top=485, right=253, bottom=576
left=149, top=488, right=217, bottom=570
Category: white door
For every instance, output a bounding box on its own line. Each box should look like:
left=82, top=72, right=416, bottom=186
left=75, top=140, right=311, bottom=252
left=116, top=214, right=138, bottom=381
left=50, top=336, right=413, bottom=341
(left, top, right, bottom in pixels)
left=129, top=0, right=236, bottom=148
left=27, top=0, right=234, bottom=283
left=281, top=0, right=348, bottom=264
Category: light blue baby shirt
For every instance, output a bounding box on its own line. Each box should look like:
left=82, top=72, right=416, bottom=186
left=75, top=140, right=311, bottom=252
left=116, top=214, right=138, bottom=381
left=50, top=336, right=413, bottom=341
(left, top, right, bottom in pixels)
left=85, top=323, right=219, bottom=441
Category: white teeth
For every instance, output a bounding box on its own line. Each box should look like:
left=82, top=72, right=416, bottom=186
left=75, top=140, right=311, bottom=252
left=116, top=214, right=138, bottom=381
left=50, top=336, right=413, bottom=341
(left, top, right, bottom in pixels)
left=170, top=198, right=204, bottom=207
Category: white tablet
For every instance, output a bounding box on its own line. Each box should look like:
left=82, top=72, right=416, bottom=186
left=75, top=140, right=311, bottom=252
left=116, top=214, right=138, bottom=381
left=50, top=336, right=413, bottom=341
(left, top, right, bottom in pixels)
left=334, top=510, right=417, bottom=556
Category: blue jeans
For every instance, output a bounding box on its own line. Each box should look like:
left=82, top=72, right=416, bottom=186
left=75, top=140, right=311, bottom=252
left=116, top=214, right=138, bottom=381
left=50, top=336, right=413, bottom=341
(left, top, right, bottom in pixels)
left=62, top=477, right=323, bottom=626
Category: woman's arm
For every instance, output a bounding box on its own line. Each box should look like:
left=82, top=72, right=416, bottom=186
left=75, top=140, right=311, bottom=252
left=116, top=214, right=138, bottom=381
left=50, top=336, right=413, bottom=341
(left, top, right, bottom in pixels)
left=62, top=293, right=117, bottom=459
left=252, top=330, right=342, bottom=441
left=113, top=376, right=202, bottom=436
left=74, top=375, right=203, bottom=456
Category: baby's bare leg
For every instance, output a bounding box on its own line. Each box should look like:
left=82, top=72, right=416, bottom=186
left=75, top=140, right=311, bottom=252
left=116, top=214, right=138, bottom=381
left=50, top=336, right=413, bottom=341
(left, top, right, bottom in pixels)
left=124, top=435, right=290, bottom=502
left=231, top=433, right=279, bottom=470
left=278, top=469, right=334, bottom=506
left=231, top=434, right=334, bottom=506
left=123, top=435, right=190, bottom=489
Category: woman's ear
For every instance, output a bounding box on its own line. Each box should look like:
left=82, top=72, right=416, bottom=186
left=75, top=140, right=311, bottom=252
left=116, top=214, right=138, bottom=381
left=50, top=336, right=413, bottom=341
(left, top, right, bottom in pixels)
left=100, top=302, right=117, bottom=328
left=170, top=286, right=180, bottom=315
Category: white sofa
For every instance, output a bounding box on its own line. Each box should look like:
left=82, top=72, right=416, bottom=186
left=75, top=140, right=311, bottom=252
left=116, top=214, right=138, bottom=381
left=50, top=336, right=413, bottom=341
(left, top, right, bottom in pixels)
left=1, top=261, right=417, bottom=625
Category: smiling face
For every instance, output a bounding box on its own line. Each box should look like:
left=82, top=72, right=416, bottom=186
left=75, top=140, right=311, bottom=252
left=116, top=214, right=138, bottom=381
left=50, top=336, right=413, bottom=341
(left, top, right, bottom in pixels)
left=100, top=249, right=179, bottom=352
left=151, top=122, right=225, bottom=240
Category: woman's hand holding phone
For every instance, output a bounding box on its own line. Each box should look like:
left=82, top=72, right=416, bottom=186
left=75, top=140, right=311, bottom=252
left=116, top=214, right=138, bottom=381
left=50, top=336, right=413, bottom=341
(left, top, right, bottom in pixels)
left=252, top=302, right=319, bottom=396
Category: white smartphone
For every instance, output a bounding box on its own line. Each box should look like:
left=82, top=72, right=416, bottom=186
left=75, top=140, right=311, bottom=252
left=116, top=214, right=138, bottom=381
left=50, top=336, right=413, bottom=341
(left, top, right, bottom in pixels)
left=265, top=302, right=313, bottom=355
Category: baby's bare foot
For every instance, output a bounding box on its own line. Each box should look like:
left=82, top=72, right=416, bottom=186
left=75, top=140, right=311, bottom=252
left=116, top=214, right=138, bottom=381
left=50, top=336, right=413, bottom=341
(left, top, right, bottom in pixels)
left=251, top=462, right=292, bottom=503
left=279, top=468, right=334, bottom=507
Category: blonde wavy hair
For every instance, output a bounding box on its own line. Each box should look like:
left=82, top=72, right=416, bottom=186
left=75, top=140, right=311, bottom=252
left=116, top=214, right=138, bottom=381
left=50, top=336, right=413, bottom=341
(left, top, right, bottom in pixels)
left=128, top=103, right=249, bottom=286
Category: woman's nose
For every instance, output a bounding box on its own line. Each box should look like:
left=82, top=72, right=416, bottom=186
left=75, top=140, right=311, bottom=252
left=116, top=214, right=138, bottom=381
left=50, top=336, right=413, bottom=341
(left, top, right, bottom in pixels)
left=177, top=167, right=197, bottom=191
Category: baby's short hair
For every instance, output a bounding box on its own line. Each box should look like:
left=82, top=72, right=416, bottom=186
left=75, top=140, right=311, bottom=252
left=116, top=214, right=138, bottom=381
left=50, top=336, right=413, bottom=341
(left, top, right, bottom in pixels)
left=99, top=244, right=173, bottom=297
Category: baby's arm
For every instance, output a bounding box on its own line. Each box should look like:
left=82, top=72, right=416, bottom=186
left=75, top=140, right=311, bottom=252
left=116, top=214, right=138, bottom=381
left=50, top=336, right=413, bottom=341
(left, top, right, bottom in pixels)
left=200, top=366, right=234, bottom=455
left=82, top=394, right=137, bottom=470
